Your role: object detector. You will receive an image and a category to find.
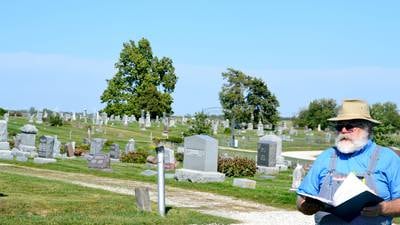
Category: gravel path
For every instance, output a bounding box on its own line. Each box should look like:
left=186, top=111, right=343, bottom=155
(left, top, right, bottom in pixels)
left=0, top=163, right=314, bottom=225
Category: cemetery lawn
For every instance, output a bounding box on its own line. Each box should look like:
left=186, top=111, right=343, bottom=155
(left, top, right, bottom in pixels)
left=0, top=158, right=298, bottom=210
left=0, top=171, right=235, bottom=225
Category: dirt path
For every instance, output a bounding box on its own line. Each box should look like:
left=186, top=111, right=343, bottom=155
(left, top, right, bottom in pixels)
left=0, top=163, right=314, bottom=225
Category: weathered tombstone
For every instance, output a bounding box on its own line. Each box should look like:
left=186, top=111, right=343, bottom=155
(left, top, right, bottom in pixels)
left=0, top=120, right=10, bottom=150
left=87, top=153, right=111, bottom=169
left=164, top=147, right=176, bottom=170
left=89, top=138, right=106, bottom=155
left=0, top=121, right=12, bottom=160
left=175, top=135, right=225, bottom=183
left=38, top=135, right=54, bottom=158
left=17, top=124, right=38, bottom=153
left=125, top=139, right=135, bottom=153
left=257, top=120, right=264, bottom=137
left=123, top=114, right=129, bottom=127
left=145, top=111, right=151, bottom=128
left=139, top=110, right=145, bottom=130
left=35, top=111, right=43, bottom=124
left=66, top=142, right=75, bottom=157
left=135, top=187, right=152, bottom=212
left=233, top=178, right=256, bottom=189
left=109, top=143, right=120, bottom=159
left=290, top=163, right=305, bottom=191
left=162, top=112, right=169, bottom=136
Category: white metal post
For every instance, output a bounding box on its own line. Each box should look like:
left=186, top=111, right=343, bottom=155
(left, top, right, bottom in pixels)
left=156, top=145, right=165, bottom=217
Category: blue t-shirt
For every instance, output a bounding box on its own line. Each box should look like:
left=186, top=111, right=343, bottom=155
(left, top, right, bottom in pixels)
left=297, top=140, right=400, bottom=201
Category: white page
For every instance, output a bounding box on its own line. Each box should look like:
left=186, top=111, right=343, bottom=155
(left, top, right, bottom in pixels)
left=332, top=172, right=376, bottom=206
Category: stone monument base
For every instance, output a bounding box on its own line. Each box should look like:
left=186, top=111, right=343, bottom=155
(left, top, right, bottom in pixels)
left=0, top=150, right=13, bottom=160
left=257, top=166, right=280, bottom=175
left=0, top=142, right=10, bottom=150
left=175, top=168, right=225, bottom=183
left=19, top=145, right=36, bottom=153
left=33, top=157, right=57, bottom=164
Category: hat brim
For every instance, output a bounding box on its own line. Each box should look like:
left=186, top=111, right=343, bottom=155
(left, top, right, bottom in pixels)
left=327, top=116, right=381, bottom=124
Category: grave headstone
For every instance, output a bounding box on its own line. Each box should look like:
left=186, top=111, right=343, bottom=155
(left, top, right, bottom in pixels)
left=38, top=135, right=55, bottom=158
left=109, top=143, right=120, bottom=159
left=125, top=139, right=135, bottom=153
left=290, top=163, right=305, bottom=191
left=257, top=120, right=264, bottom=136
left=145, top=111, right=151, bottom=128
left=175, top=135, right=225, bottom=183
left=0, top=120, right=10, bottom=150
left=164, top=147, right=176, bottom=170
left=257, top=138, right=277, bottom=167
left=89, top=138, right=106, bottom=155
left=87, top=153, right=111, bottom=169
left=17, top=124, right=38, bottom=153
left=135, top=187, right=151, bottom=212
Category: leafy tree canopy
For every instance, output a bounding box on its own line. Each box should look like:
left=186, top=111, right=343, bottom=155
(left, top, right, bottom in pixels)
left=184, top=111, right=212, bottom=136
left=219, top=68, right=279, bottom=127
left=370, top=102, right=400, bottom=146
left=101, top=38, right=178, bottom=119
left=293, top=98, right=337, bottom=130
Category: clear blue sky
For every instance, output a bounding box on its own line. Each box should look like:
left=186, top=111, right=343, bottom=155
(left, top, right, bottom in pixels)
left=1, top=1, right=399, bottom=117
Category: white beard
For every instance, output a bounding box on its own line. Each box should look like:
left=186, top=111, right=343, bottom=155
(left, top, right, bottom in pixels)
left=335, top=130, right=369, bottom=154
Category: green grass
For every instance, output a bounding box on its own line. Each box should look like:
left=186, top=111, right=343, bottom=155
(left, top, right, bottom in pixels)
left=0, top=157, right=298, bottom=210
left=0, top=172, right=235, bottom=225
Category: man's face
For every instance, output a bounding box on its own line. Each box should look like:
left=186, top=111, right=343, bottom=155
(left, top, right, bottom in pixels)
left=334, top=120, right=369, bottom=154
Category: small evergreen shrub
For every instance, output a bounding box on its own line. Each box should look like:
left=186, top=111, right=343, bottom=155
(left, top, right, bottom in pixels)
left=218, top=156, right=257, bottom=177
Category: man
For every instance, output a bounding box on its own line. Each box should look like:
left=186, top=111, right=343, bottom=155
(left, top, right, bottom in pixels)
left=296, top=99, right=400, bottom=225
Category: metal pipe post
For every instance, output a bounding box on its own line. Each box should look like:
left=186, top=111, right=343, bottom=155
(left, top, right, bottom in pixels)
left=156, top=145, right=165, bottom=217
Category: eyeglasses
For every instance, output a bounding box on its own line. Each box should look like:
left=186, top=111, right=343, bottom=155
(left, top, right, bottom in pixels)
left=335, top=124, right=357, bottom=131
left=335, top=122, right=364, bottom=132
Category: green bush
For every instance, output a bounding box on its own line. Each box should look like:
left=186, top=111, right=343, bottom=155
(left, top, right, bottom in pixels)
left=0, top=107, right=6, bottom=117
left=49, top=114, right=63, bottom=126
left=218, top=156, right=257, bottom=177
left=167, top=136, right=183, bottom=144
left=175, top=152, right=184, bottom=162
left=121, top=150, right=150, bottom=163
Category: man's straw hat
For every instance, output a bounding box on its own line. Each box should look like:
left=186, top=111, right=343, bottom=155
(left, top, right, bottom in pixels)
left=327, top=99, right=381, bottom=124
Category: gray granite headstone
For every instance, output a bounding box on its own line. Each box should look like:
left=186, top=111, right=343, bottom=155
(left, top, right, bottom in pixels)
left=18, top=124, right=38, bottom=153
left=257, top=139, right=277, bottom=167
left=183, top=135, right=218, bottom=172
left=0, top=120, right=10, bottom=150
left=89, top=138, right=106, bottom=155
left=38, top=135, right=55, bottom=158
left=125, top=139, right=135, bottom=153
left=109, top=143, right=120, bottom=159
left=87, top=153, right=111, bottom=169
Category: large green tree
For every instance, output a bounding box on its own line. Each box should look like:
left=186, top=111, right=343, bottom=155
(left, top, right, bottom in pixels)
left=293, top=98, right=337, bottom=130
left=370, top=102, right=400, bottom=146
left=219, top=68, right=279, bottom=127
left=101, top=38, right=178, bottom=118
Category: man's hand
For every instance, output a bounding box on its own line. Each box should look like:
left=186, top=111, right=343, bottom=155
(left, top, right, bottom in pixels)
left=361, top=202, right=385, bottom=217
left=297, top=196, right=323, bottom=215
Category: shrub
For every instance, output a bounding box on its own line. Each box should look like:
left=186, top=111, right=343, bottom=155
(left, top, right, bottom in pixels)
left=121, top=150, right=150, bottom=164
left=49, top=114, right=63, bottom=126
left=175, top=152, right=184, bottom=162
left=167, top=136, right=183, bottom=144
left=218, top=156, right=257, bottom=177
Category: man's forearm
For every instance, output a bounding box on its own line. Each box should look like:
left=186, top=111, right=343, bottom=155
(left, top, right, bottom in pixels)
left=382, top=198, right=400, bottom=217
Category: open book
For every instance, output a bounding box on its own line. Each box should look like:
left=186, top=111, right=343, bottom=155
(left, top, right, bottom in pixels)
left=298, top=173, right=384, bottom=222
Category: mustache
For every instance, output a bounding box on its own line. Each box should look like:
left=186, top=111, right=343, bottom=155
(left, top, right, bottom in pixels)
left=337, top=133, right=352, bottom=141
